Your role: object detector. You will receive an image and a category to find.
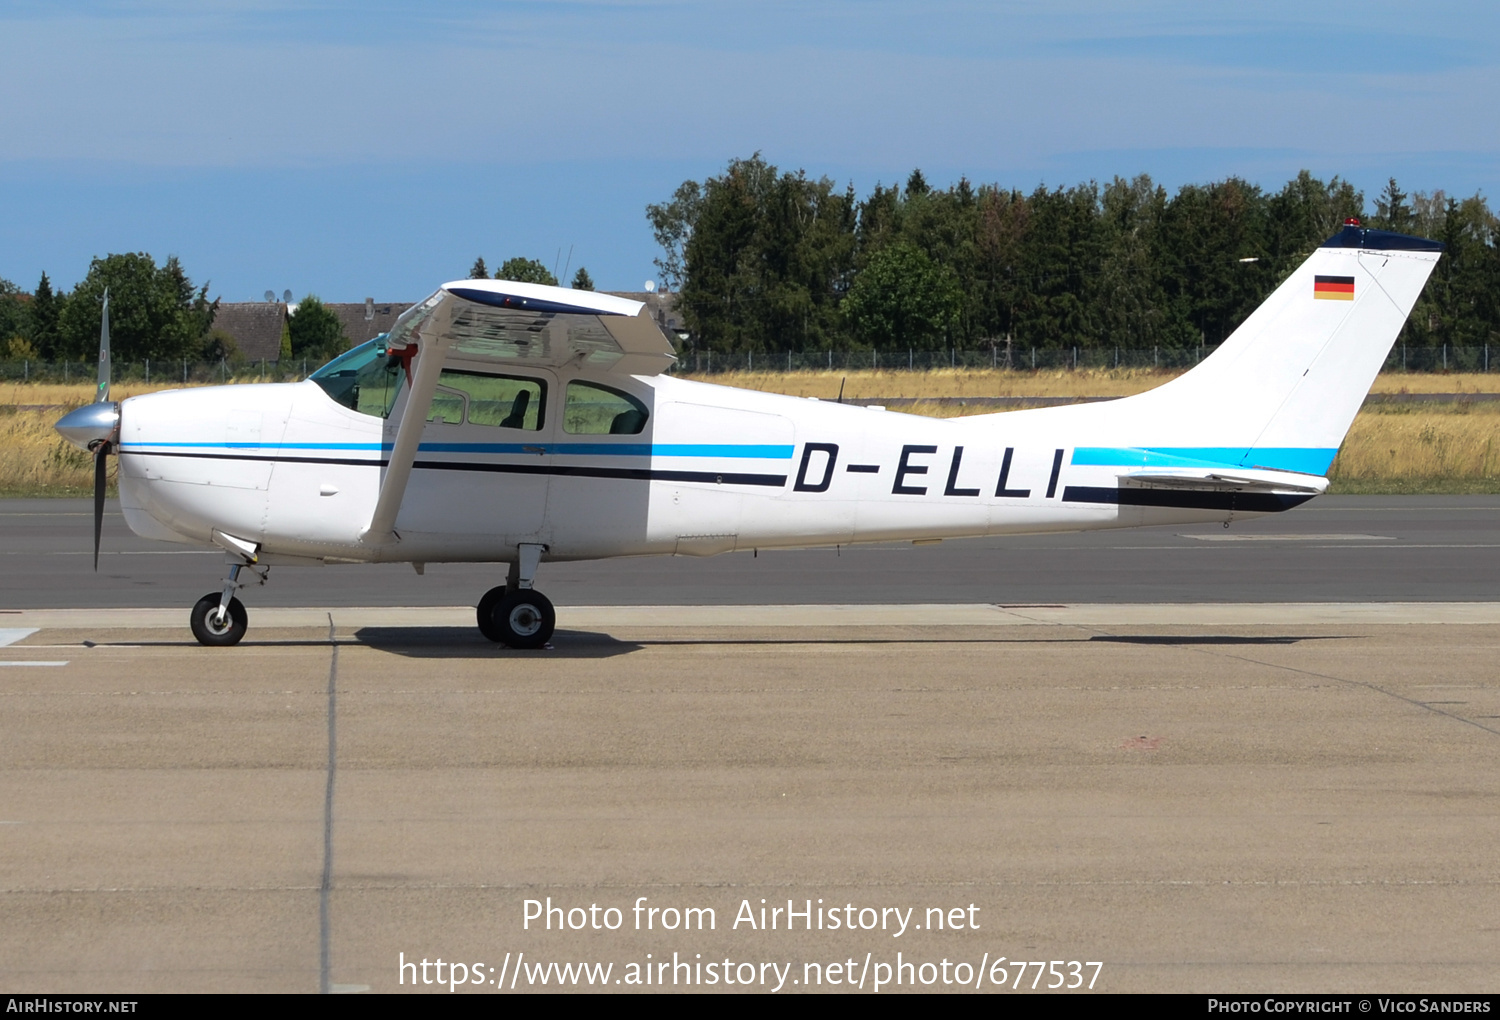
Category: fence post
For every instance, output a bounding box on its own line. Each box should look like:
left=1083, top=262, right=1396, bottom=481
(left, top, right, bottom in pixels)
left=1403, top=344, right=1406, bottom=370
left=708, top=350, right=712, bottom=373
left=787, top=351, right=791, bottom=372
left=827, top=350, right=831, bottom=370
left=1072, top=346, right=1077, bottom=370
left=1031, top=347, right=1035, bottom=369
left=1443, top=344, right=1447, bottom=370
left=909, top=349, right=912, bottom=370
left=145, top=359, right=150, bottom=384
left=1487, top=344, right=1490, bottom=372
left=23, top=360, right=27, bottom=381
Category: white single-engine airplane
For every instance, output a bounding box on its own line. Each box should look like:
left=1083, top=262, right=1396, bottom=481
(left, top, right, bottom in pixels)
left=57, top=221, right=1440, bottom=647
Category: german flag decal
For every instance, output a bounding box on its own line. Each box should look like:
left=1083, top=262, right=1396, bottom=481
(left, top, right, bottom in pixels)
left=1314, top=275, right=1355, bottom=301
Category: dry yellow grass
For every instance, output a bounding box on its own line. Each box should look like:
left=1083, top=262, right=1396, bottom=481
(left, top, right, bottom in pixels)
left=0, top=406, right=97, bottom=496
left=4, top=376, right=1500, bottom=495
left=1329, top=404, right=1500, bottom=492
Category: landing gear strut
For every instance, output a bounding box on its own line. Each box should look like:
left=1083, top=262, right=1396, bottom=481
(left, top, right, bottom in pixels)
left=477, top=543, right=555, bottom=649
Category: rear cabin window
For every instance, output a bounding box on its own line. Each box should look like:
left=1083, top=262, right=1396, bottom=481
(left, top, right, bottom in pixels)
left=563, top=381, right=648, bottom=435
left=426, top=371, right=546, bottom=431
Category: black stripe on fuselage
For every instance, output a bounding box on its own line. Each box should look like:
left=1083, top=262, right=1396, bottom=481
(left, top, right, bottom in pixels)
left=120, top=449, right=787, bottom=487
left=1062, top=485, right=1314, bottom=513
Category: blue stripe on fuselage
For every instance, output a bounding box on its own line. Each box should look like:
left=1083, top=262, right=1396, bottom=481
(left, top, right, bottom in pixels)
left=120, top=441, right=794, bottom=459
left=1071, top=447, right=1336, bottom=475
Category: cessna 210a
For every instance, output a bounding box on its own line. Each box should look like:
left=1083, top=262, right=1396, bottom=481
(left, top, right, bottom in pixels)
left=56, top=220, right=1441, bottom=648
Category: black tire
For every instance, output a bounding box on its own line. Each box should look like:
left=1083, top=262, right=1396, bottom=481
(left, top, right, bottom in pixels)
left=190, top=593, right=247, bottom=647
left=476, top=585, right=508, bottom=642
left=491, top=589, right=555, bottom=649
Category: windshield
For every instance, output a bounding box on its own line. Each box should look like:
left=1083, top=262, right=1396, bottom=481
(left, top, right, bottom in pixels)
left=309, top=338, right=405, bottom=418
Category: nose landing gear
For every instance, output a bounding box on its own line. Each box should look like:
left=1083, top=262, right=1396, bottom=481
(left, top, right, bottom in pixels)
left=476, top=543, right=555, bottom=649
left=189, top=557, right=266, bottom=647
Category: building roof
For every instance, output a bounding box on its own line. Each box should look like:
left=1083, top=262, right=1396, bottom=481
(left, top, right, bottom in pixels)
left=210, top=299, right=415, bottom=362
left=327, top=300, right=411, bottom=348
left=211, top=295, right=673, bottom=362
left=211, top=303, right=286, bottom=362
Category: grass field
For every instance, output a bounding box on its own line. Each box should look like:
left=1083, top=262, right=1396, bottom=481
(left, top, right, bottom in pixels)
left=4, top=373, right=1499, bottom=496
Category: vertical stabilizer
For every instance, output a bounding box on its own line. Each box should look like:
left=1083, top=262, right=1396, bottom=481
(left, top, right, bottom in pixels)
left=1082, top=223, right=1441, bottom=476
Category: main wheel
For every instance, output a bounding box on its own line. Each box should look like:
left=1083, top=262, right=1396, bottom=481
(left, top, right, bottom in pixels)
left=491, top=589, right=555, bottom=649
left=476, top=585, right=508, bottom=642
left=190, top=593, right=248, bottom=647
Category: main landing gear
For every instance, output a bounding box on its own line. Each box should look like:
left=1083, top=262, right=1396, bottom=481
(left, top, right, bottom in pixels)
left=476, top=543, right=555, bottom=649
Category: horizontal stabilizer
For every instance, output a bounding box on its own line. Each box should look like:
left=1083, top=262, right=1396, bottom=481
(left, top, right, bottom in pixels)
left=1119, top=467, right=1328, bottom=495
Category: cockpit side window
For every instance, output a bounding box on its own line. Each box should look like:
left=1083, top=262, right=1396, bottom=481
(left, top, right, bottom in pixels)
left=308, top=338, right=405, bottom=419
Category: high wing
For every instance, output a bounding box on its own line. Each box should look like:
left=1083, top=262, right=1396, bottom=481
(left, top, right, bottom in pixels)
left=384, top=279, right=678, bottom=376
left=362, top=280, right=679, bottom=544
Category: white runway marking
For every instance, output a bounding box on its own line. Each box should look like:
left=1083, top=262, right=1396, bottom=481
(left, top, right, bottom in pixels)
left=0, top=628, right=38, bottom=647
left=0, top=661, right=70, bottom=667
left=1180, top=533, right=1396, bottom=542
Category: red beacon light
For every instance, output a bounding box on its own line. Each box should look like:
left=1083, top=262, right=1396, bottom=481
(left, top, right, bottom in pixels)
left=1345, top=217, right=1362, bottom=226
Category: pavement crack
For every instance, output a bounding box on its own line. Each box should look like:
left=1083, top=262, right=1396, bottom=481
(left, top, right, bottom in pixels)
left=319, top=613, right=337, bottom=995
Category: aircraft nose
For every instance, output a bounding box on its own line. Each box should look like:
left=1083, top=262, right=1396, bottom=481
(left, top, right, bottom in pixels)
left=55, top=402, right=120, bottom=451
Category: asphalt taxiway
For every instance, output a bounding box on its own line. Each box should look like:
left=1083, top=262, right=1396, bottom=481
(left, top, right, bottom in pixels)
left=3, top=495, right=1500, bottom=609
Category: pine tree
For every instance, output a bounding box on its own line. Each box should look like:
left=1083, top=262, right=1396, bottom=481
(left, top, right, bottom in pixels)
left=1375, top=178, right=1412, bottom=232
left=469, top=257, right=489, bottom=279
left=29, top=272, right=60, bottom=358
left=571, top=267, right=594, bottom=291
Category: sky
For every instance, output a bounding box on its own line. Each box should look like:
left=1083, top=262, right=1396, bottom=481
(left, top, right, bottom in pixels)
left=2, top=1, right=1497, bottom=301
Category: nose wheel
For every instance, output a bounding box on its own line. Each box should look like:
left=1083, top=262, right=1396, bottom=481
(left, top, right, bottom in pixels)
left=190, top=593, right=248, bottom=646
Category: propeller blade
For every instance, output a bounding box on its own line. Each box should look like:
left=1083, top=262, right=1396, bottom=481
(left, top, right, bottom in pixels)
left=96, top=288, right=111, bottom=405
left=93, top=440, right=110, bottom=571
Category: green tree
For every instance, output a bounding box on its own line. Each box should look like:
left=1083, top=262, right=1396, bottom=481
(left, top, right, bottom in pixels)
left=496, top=258, right=557, bottom=286
left=571, top=267, right=594, bottom=290
left=469, top=257, right=489, bottom=280
left=840, top=241, right=962, bottom=350
left=646, top=180, right=703, bottom=291
left=287, top=296, right=348, bottom=362
left=678, top=154, right=856, bottom=354
left=0, top=278, right=25, bottom=349
left=57, top=253, right=216, bottom=362
left=1373, top=178, right=1413, bottom=232
left=29, top=272, right=62, bottom=359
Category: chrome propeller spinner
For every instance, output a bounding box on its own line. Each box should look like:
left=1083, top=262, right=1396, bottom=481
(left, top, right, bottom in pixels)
left=53, top=289, right=119, bottom=570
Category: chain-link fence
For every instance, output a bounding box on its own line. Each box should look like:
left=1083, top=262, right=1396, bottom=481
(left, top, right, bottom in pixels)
left=1, top=344, right=1494, bottom=383
left=666, top=344, right=1497, bottom=375
left=0, top=358, right=314, bottom=385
